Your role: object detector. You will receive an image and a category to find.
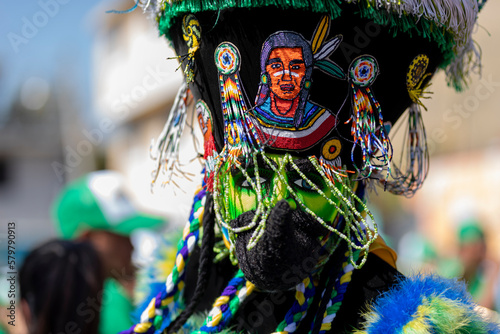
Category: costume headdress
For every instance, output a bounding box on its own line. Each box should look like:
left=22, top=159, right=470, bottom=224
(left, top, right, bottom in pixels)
left=118, top=0, right=487, bottom=333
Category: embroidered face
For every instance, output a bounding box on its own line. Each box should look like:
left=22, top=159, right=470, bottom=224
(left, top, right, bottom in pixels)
left=266, top=47, right=306, bottom=103
left=254, top=32, right=315, bottom=129
left=249, top=29, right=340, bottom=150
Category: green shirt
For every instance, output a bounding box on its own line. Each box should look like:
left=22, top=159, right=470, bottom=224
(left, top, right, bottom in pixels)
left=99, top=279, right=134, bottom=333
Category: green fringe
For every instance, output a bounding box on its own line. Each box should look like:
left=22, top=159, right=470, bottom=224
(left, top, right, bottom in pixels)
left=159, top=0, right=453, bottom=56
left=351, top=1, right=458, bottom=87
left=158, top=0, right=344, bottom=38
left=156, top=0, right=474, bottom=91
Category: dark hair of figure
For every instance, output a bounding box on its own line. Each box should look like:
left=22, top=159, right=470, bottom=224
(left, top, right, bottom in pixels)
left=19, top=239, right=104, bottom=334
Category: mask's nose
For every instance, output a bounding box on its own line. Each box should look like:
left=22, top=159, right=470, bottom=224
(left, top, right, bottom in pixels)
left=273, top=174, right=297, bottom=210
left=281, top=69, right=292, bottom=81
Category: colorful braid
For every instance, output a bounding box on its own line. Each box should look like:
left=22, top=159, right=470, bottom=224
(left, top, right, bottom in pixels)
left=121, top=185, right=207, bottom=334
left=194, top=270, right=256, bottom=333
left=274, top=276, right=316, bottom=334
left=312, top=250, right=360, bottom=334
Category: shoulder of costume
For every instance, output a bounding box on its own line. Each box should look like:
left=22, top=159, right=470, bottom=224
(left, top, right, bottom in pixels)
left=355, top=274, right=500, bottom=333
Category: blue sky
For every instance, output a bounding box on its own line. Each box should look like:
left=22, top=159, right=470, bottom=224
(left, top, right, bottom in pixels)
left=1, top=0, right=118, bottom=119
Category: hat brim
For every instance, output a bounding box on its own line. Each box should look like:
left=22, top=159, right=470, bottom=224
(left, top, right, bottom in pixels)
left=110, top=214, right=165, bottom=237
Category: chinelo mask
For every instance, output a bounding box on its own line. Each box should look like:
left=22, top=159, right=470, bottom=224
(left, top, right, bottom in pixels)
left=118, top=0, right=487, bottom=333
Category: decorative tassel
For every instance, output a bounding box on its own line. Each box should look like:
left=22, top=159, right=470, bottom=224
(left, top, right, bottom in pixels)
left=347, top=55, right=392, bottom=179
left=150, top=83, right=190, bottom=189
left=382, top=53, right=431, bottom=196
left=384, top=103, right=429, bottom=197
left=195, top=100, right=218, bottom=191
left=445, top=37, right=482, bottom=91
left=214, top=42, right=261, bottom=163
left=214, top=151, right=378, bottom=268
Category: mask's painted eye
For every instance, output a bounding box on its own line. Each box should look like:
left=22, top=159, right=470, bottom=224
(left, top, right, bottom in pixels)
left=293, top=178, right=313, bottom=190
left=241, top=176, right=268, bottom=188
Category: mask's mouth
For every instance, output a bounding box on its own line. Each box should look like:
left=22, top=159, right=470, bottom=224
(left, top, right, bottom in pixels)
left=230, top=199, right=331, bottom=291
left=280, top=84, right=295, bottom=91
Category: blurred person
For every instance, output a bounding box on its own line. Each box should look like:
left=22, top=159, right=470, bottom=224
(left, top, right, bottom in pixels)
left=457, top=221, right=499, bottom=310
left=51, top=170, right=165, bottom=333
left=19, top=240, right=104, bottom=334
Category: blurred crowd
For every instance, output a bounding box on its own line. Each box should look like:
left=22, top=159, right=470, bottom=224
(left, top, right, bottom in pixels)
left=0, top=170, right=165, bottom=333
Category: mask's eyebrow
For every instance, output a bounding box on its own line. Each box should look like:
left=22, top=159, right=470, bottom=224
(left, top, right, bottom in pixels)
left=286, top=158, right=316, bottom=174
left=230, top=155, right=278, bottom=175
left=289, top=59, right=305, bottom=65
left=267, top=58, right=282, bottom=65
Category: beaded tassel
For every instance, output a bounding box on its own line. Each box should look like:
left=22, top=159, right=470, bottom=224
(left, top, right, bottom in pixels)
left=274, top=154, right=376, bottom=267
left=273, top=276, right=317, bottom=334
left=383, top=54, right=432, bottom=196
left=212, top=152, right=269, bottom=260
left=195, top=100, right=218, bottom=191
left=347, top=56, right=392, bottom=179
left=121, top=185, right=206, bottom=334
left=194, top=270, right=256, bottom=333
left=214, top=42, right=261, bottom=163
left=150, top=83, right=190, bottom=189
left=384, top=104, right=429, bottom=197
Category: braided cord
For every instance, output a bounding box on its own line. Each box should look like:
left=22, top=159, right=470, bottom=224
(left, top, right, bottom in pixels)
left=273, top=276, right=316, bottom=334
left=313, top=250, right=360, bottom=333
left=194, top=270, right=255, bottom=333
left=121, top=185, right=206, bottom=334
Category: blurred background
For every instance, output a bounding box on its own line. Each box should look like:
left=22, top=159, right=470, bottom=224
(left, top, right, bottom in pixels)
left=1, top=0, right=500, bottom=325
